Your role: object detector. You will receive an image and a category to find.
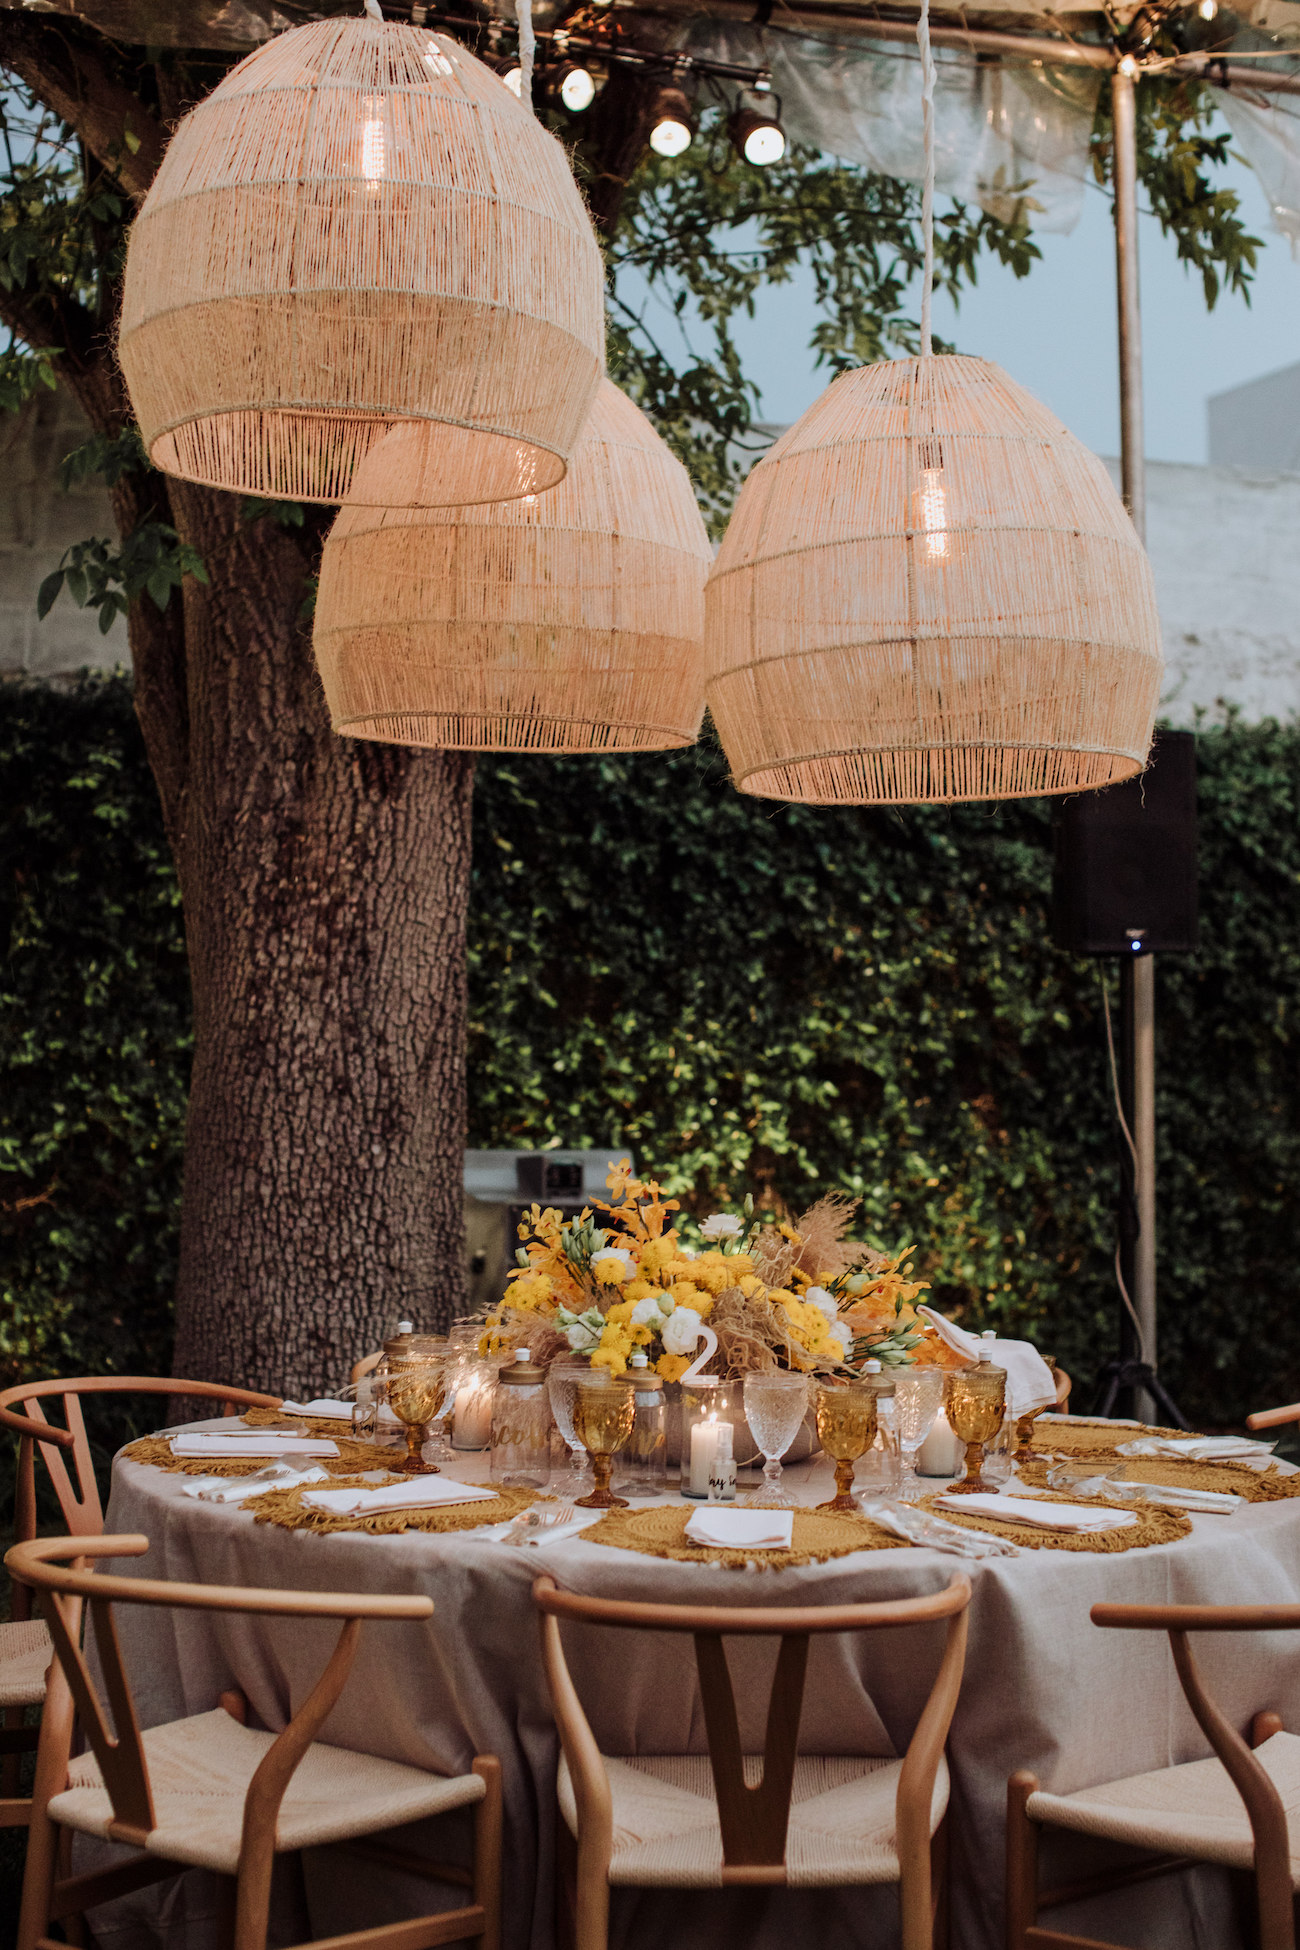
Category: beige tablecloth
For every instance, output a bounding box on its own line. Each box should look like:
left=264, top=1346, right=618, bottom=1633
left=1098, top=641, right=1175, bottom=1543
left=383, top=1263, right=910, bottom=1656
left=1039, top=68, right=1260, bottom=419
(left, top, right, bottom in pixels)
left=88, top=1428, right=1300, bottom=1950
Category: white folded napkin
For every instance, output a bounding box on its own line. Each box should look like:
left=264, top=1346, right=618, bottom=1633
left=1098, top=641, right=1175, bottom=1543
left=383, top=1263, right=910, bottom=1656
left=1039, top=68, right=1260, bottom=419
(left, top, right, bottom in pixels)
left=171, top=1422, right=291, bottom=1438
left=683, top=1508, right=795, bottom=1550
left=279, top=1397, right=401, bottom=1427
left=934, top=1491, right=1137, bottom=1534
left=917, top=1309, right=1056, bottom=1419
left=1135, top=1484, right=1242, bottom=1515
left=171, top=1434, right=339, bottom=1459
left=179, top=1463, right=330, bottom=1503
left=301, top=1476, right=496, bottom=1517
left=1117, top=1435, right=1275, bottom=1464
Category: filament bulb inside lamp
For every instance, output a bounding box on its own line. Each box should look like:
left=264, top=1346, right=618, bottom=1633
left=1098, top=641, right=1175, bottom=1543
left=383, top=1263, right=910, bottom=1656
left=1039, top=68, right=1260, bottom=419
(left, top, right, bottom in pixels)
left=361, top=98, right=386, bottom=185
left=500, top=63, right=523, bottom=97
left=918, top=439, right=948, bottom=561
left=730, top=90, right=786, bottom=167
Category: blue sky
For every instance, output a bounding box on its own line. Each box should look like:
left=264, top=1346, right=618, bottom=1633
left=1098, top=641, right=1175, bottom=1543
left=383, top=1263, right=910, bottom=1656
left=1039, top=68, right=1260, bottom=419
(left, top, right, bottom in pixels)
left=724, top=146, right=1300, bottom=463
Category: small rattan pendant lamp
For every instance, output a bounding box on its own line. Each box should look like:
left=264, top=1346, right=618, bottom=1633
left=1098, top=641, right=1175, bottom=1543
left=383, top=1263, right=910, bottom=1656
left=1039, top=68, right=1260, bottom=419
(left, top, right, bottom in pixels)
left=118, top=2, right=605, bottom=506
left=703, top=5, right=1162, bottom=804
left=312, top=379, right=713, bottom=751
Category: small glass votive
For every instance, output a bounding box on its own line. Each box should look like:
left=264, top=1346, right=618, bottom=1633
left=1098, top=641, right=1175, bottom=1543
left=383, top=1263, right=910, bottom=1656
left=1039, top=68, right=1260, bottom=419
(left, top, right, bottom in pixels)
left=612, top=1356, right=667, bottom=1498
left=680, top=1379, right=742, bottom=1501
left=451, top=1358, right=497, bottom=1451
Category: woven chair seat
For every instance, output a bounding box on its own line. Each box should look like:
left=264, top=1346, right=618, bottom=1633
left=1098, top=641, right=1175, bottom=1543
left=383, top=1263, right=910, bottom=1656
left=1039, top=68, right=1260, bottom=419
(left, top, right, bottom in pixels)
left=1027, top=1731, right=1300, bottom=1879
left=558, top=1752, right=949, bottom=1887
left=49, top=1707, right=487, bottom=1875
left=0, top=1617, right=52, bottom=1707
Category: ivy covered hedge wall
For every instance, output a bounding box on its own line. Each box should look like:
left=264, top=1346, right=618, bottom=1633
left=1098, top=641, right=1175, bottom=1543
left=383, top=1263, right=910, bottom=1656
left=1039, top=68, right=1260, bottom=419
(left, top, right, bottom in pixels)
left=4, top=673, right=1299, bottom=1430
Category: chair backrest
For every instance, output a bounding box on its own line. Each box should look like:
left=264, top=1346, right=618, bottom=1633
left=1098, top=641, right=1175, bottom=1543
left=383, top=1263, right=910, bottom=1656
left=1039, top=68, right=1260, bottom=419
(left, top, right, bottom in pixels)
left=1092, top=1601, right=1300, bottom=1948
left=0, top=1375, right=283, bottom=1550
left=534, top=1574, right=970, bottom=1876
left=6, top=1534, right=434, bottom=1849
left=352, top=1352, right=382, bottom=1386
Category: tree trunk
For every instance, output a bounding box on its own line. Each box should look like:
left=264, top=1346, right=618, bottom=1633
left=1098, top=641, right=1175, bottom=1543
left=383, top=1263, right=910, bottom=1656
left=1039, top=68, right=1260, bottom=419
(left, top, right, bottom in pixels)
left=156, top=482, right=473, bottom=1398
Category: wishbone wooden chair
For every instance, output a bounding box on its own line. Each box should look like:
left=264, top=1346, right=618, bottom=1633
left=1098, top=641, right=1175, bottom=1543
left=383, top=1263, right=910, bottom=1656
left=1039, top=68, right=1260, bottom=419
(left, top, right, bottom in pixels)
left=533, top=1571, right=971, bottom=1950
left=1248, top=1400, right=1300, bottom=1434
left=0, top=1374, right=281, bottom=1830
left=8, top=1533, right=503, bottom=1950
left=1007, top=1599, right=1300, bottom=1950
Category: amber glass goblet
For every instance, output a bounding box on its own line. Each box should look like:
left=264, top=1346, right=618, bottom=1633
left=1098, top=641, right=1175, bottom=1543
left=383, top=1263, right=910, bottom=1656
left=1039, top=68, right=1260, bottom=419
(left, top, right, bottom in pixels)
left=814, top=1382, right=878, bottom=1513
left=573, top=1377, right=636, bottom=1509
left=385, top=1336, right=449, bottom=1474
left=944, top=1365, right=1007, bottom=1492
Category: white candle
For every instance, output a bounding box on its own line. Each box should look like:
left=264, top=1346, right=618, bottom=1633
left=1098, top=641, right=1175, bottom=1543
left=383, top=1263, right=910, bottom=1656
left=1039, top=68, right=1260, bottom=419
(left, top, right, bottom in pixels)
left=451, top=1370, right=495, bottom=1451
left=917, top=1406, right=962, bottom=1478
left=690, top=1413, right=720, bottom=1495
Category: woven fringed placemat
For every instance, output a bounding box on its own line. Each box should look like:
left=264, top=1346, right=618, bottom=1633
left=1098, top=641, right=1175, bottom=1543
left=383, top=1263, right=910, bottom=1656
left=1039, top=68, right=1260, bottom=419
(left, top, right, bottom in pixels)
left=919, top=1491, right=1190, bottom=1553
left=1029, top=1416, right=1187, bottom=1458
left=249, top=1479, right=537, bottom=1536
left=583, top=1503, right=900, bottom=1570
left=1019, top=1454, right=1300, bottom=1504
left=242, top=1406, right=368, bottom=1437
left=121, top=1434, right=404, bottom=1480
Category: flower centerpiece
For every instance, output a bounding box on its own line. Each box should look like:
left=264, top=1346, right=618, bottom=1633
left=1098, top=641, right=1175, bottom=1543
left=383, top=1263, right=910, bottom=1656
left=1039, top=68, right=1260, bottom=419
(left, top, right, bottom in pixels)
left=480, top=1162, right=970, bottom=1381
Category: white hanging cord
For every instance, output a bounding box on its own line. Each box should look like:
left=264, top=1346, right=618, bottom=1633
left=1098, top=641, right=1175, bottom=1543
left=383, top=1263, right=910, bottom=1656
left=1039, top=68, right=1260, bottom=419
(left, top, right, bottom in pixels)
left=516, top=0, right=536, bottom=112
left=363, top=0, right=383, bottom=20
left=1099, top=970, right=1148, bottom=1363
left=916, top=0, right=936, bottom=358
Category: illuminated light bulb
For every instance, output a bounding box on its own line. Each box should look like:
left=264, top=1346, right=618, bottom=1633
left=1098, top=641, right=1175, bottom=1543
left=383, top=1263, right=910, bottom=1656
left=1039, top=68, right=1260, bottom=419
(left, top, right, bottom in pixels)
left=742, top=121, right=785, bottom=165
left=361, top=98, right=386, bottom=186
left=1198, top=0, right=1218, bottom=16
left=1117, top=54, right=1139, bottom=77
left=650, top=114, right=692, bottom=158
left=560, top=65, right=596, bottom=112
left=424, top=42, right=453, bottom=75
left=921, top=469, right=948, bottom=559
left=501, top=64, right=523, bottom=98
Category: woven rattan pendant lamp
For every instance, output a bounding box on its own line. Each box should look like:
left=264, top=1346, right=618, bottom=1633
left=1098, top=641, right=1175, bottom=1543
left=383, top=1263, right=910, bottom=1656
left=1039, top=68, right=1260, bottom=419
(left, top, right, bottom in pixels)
left=704, top=9, right=1162, bottom=804
left=118, top=5, right=605, bottom=506
left=313, top=379, right=713, bottom=751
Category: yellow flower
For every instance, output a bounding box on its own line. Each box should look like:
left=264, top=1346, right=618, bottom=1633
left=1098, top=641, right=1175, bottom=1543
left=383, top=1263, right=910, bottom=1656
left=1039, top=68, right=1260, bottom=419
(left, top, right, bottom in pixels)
left=604, top=1299, right=637, bottom=1327
left=623, top=1279, right=656, bottom=1303
left=593, top=1254, right=628, bottom=1285
left=637, top=1234, right=680, bottom=1276
left=590, top=1345, right=628, bottom=1375
left=665, top=1280, right=709, bottom=1312
left=505, top=1270, right=554, bottom=1313
left=656, top=1353, right=689, bottom=1383
left=688, top=1251, right=754, bottom=1295
left=738, top=1275, right=766, bottom=1299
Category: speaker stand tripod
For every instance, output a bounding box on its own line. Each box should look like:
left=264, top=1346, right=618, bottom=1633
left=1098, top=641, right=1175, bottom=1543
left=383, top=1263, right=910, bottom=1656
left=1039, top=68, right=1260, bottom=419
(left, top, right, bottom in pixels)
left=1092, top=1356, right=1188, bottom=1430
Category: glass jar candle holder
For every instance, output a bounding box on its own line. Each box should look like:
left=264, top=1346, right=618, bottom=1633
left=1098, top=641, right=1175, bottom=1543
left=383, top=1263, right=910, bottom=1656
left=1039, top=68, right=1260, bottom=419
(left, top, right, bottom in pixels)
left=680, top=1378, right=743, bottom=1501
left=612, top=1358, right=667, bottom=1498
left=943, top=1359, right=1008, bottom=1492
left=490, top=1350, right=552, bottom=1490
left=451, top=1358, right=498, bottom=1452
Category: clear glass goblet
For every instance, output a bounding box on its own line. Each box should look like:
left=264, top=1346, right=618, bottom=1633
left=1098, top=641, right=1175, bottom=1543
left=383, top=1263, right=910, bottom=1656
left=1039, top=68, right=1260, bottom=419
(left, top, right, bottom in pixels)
left=741, top=1372, right=809, bottom=1508
left=893, top=1369, right=946, bottom=1502
left=547, top=1356, right=595, bottom=1495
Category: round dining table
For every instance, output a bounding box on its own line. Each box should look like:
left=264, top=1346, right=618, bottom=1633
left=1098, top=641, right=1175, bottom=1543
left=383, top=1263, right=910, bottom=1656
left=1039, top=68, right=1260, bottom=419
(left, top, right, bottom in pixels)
left=85, top=1420, right=1300, bottom=1950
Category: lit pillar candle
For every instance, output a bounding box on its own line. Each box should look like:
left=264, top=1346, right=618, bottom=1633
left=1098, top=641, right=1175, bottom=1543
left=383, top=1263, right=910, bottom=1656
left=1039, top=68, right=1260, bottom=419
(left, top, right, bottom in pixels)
left=451, top=1366, right=496, bottom=1451
left=917, top=1406, right=962, bottom=1477
left=689, top=1413, right=721, bottom=1495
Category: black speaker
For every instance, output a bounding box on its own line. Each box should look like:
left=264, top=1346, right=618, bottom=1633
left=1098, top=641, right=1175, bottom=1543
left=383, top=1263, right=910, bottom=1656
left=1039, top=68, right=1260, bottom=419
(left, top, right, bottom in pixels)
left=1052, top=730, right=1198, bottom=955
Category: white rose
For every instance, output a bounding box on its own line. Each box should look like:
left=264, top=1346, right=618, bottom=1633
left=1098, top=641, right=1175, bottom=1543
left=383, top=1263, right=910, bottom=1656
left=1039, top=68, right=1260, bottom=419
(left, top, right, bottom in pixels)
left=805, top=1286, right=838, bottom=1319
left=822, top=1318, right=851, bottom=1357
left=661, top=1306, right=704, bottom=1356
left=630, top=1294, right=666, bottom=1327
left=699, top=1213, right=743, bottom=1241
left=565, top=1317, right=602, bottom=1351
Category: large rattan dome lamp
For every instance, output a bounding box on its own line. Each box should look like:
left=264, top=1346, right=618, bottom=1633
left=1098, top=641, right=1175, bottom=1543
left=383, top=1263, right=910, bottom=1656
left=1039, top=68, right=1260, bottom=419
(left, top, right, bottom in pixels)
left=704, top=353, right=1164, bottom=805
left=118, top=10, right=605, bottom=507
left=313, top=379, right=713, bottom=751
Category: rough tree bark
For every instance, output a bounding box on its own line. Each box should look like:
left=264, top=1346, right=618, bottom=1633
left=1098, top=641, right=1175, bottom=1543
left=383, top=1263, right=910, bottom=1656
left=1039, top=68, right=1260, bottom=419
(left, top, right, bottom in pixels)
left=1, top=21, right=473, bottom=1396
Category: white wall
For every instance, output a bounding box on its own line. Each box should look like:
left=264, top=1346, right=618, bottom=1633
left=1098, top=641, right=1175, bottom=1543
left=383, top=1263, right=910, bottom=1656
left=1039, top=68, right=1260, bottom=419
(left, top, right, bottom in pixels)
left=0, top=386, right=127, bottom=680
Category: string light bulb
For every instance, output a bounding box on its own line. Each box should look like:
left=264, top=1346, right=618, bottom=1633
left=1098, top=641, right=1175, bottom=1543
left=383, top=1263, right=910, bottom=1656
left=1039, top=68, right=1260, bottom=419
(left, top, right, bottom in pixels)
left=729, top=87, right=786, bottom=166
left=500, top=62, right=523, bottom=97
left=1198, top=0, right=1218, bottom=17
left=360, top=96, right=386, bottom=186
left=647, top=81, right=695, bottom=158
left=917, top=438, right=948, bottom=560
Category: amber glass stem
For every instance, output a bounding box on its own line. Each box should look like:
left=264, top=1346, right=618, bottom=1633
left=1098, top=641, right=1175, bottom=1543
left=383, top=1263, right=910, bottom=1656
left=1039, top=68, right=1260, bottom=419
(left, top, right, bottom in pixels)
left=962, top=1440, right=985, bottom=1487
left=403, top=1423, right=437, bottom=1474
left=817, top=1456, right=858, bottom=1513
left=576, top=1450, right=628, bottom=1510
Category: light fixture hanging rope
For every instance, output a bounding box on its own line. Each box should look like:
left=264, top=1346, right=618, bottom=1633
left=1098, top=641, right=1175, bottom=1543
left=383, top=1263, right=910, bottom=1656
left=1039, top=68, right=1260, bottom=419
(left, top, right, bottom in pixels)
left=119, top=11, right=604, bottom=505
left=702, top=0, right=1163, bottom=808
left=917, top=0, right=935, bottom=359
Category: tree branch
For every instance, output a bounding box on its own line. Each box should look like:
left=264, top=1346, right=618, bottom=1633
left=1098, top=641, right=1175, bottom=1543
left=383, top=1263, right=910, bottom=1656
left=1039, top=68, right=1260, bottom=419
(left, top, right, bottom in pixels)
left=0, top=15, right=166, bottom=199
